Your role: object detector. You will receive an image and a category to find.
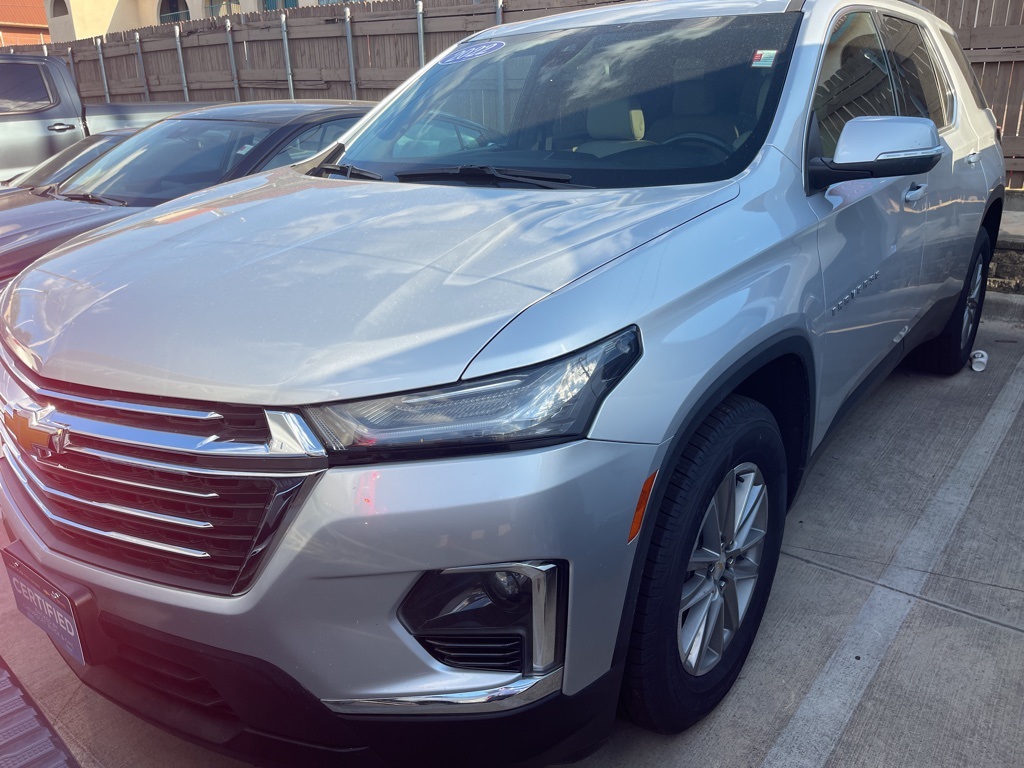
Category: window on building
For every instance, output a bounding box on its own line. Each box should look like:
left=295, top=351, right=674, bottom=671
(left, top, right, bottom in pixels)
left=206, top=2, right=241, bottom=16
left=158, top=0, right=191, bottom=24
left=52, top=0, right=69, bottom=17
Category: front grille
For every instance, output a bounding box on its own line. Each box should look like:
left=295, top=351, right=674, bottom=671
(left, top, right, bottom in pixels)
left=0, top=347, right=326, bottom=595
left=421, top=635, right=525, bottom=672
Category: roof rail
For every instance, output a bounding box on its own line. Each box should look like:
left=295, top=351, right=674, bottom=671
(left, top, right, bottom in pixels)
left=786, top=0, right=927, bottom=14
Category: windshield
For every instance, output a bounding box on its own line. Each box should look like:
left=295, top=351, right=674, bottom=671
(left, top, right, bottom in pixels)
left=8, top=132, right=128, bottom=189
left=61, top=118, right=274, bottom=207
left=337, top=14, right=800, bottom=189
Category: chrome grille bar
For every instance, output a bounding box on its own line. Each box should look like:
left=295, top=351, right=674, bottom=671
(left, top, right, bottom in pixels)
left=0, top=348, right=326, bottom=592
left=67, top=444, right=319, bottom=479
left=18, top=409, right=319, bottom=460
left=2, top=425, right=214, bottom=530
left=32, top=456, right=221, bottom=499
left=0, top=347, right=222, bottom=421
left=3, top=444, right=212, bottom=559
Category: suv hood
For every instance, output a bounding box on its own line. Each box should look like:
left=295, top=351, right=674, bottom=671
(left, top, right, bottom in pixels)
left=2, top=171, right=737, bottom=406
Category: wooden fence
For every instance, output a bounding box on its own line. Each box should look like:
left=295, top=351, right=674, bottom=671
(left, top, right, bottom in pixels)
left=8, top=0, right=1024, bottom=188
left=7, top=0, right=623, bottom=105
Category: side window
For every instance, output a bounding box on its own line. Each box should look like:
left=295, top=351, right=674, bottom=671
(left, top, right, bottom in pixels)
left=813, top=12, right=896, bottom=158
left=0, top=64, right=56, bottom=114
left=880, top=16, right=953, bottom=128
left=262, top=117, right=359, bottom=171
left=940, top=29, right=988, bottom=111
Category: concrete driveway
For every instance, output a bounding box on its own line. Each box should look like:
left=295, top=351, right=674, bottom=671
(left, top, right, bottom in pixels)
left=3, top=295, right=1024, bottom=768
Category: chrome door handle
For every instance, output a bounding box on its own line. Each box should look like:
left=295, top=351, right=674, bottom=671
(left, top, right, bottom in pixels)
left=47, top=123, right=76, bottom=132
left=904, top=183, right=928, bottom=203
left=967, top=152, right=981, bottom=166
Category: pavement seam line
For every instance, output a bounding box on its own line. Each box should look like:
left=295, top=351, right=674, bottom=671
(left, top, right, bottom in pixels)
left=783, top=543, right=1024, bottom=596
left=780, top=548, right=1024, bottom=636
left=760, top=351, right=1024, bottom=768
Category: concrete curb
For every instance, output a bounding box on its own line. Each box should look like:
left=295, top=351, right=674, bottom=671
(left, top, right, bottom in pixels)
left=985, top=291, right=1024, bottom=323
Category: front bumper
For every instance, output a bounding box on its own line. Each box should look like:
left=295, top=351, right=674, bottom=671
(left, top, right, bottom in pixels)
left=1, top=438, right=661, bottom=766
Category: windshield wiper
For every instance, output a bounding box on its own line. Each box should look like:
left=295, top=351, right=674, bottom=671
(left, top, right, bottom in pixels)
left=313, top=163, right=383, bottom=181
left=57, top=191, right=129, bottom=207
left=394, top=165, right=590, bottom=189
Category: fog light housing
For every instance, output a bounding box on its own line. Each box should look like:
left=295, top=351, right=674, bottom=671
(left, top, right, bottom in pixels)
left=399, top=561, right=565, bottom=675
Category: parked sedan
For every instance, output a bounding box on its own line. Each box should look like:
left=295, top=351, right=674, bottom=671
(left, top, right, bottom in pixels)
left=0, top=129, right=136, bottom=196
left=0, top=100, right=373, bottom=282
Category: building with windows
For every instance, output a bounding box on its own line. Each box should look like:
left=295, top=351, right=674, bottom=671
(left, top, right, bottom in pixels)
left=43, top=0, right=332, bottom=42
left=1, top=1, right=51, bottom=47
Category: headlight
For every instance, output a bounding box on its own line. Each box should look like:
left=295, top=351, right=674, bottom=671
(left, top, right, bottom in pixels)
left=303, top=327, right=641, bottom=462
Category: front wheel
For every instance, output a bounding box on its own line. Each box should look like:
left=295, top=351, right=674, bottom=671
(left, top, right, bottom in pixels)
left=621, top=394, right=787, bottom=733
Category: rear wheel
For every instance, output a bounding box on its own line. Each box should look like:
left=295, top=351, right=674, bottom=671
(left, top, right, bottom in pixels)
left=621, top=395, right=786, bottom=733
left=914, top=228, right=990, bottom=374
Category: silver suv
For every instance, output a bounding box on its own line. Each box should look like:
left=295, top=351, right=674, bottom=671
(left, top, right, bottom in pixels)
left=0, top=0, right=1003, bottom=765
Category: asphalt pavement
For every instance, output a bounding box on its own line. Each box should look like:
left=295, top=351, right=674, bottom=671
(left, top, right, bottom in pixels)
left=3, top=294, right=1024, bottom=768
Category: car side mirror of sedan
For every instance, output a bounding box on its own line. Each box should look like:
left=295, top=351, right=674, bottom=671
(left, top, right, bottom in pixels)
left=808, top=116, right=943, bottom=193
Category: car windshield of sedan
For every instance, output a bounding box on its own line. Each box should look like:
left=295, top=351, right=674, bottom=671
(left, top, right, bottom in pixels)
left=59, top=118, right=274, bottom=207
left=5, top=132, right=128, bottom=189
left=335, top=14, right=801, bottom=188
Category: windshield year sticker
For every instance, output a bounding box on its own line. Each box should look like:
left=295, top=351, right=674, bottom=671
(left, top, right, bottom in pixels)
left=439, top=41, right=505, bottom=65
left=752, top=50, right=778, bottom=68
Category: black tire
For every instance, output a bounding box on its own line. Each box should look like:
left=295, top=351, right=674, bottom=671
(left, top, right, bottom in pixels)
left=913, top=228, right=991, bottom=375
left=621, top=394, right=787, bottom=734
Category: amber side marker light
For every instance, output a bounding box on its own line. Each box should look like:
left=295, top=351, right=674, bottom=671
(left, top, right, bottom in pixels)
left=628, top=472, right=658, bottom=543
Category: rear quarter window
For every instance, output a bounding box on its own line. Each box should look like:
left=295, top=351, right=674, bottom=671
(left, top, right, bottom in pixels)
left=940, top=29, right=988, bottom=111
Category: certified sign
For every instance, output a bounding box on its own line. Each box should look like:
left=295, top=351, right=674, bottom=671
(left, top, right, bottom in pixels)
left=3, top=549, right=86, bottom=666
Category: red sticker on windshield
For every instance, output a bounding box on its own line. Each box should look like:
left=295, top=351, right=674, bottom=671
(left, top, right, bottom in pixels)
left=752, top=50, right=778, bottom=68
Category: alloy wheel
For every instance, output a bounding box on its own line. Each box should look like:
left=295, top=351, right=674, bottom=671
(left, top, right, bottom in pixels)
left=678, top=462, right=768, bottom=676
left=961, top=260, right=984, bottom=351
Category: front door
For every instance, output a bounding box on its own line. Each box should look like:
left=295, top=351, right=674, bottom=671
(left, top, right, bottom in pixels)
left=0, top=61, right=85, bottom=180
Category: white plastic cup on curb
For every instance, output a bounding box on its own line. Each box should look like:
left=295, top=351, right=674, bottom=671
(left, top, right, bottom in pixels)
left=971, top=350, right=988, bottom=372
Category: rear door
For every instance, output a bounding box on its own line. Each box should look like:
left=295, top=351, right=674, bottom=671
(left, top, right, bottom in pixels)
left=0, top=60, right=85, bottom=180
left=878, top=13, right=988, bottom=313
left=808, top=10, right=927, bottom=431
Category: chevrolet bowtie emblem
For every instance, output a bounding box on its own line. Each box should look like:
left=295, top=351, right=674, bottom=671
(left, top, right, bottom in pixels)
left=2, top=401, right=70, bottom=458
